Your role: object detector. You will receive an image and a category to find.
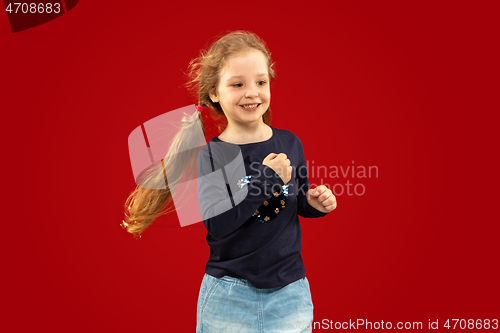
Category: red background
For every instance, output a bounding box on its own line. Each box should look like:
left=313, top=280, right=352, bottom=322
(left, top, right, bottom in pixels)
left=2, top=1, right=498, bottom=331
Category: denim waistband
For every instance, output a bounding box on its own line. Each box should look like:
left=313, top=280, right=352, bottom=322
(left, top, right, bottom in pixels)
left=218, top=274, right=254, bottom=287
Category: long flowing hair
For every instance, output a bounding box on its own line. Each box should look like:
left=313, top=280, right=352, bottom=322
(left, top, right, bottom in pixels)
left=121, top=30, right=276, bottom=239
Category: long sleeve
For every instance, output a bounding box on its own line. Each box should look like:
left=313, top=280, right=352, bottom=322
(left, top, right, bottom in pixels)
left=197, top=142, right=285, bottom=239
left=295, top=139, right=330, bottom=218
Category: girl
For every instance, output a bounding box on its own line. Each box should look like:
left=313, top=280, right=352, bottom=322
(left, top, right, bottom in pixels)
left=122, top=30, right=337, bottom=332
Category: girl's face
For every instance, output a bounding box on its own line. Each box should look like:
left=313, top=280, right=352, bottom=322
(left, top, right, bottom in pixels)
left=210, top=48, right=270, bottom=127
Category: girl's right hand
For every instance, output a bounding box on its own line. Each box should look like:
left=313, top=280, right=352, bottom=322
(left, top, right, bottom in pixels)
left=262, top=153, right=292, bottom=184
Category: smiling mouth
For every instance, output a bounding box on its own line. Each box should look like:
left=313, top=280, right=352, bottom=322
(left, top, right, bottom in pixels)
left=240, top=103, right=261, bottom=109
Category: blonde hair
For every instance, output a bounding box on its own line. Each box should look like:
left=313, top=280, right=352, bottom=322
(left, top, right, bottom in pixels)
left=121, top=30, right=276, bottom=239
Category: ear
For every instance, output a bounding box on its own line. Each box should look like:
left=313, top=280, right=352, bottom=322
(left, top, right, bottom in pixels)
left=209, top=89, right=219, bottom=103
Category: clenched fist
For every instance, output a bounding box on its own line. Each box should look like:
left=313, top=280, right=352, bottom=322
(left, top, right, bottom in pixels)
left=262, top=153, right=292, bottom=184
left=307, top=185, right=337, bottom=213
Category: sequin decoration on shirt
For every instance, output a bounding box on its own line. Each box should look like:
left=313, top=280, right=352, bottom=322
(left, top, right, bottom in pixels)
left=236, top=175, right=289, bottom=224
left=237, top=175, right=252, bottom=188
left=254, top=185, right=289, bottom=224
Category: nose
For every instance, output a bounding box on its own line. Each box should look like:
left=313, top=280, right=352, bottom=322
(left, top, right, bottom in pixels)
left=245, top=86, right=259, bottom=98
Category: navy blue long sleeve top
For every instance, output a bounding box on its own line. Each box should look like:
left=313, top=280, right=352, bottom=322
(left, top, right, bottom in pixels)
left=197, top=126, right=329, bottom=289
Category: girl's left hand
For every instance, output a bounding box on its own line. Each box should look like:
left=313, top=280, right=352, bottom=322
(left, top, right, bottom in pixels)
left=306, top=185, right=337, bottom=213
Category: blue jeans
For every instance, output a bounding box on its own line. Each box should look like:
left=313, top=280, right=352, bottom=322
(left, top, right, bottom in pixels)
left=196, top=273, right=314, bottom=332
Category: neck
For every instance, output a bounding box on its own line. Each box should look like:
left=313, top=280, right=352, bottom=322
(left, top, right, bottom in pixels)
left=220, top=121, right=271, bottom=145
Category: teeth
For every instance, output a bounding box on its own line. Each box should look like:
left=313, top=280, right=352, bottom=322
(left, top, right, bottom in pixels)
left=242, top=104, right=259, bottom=108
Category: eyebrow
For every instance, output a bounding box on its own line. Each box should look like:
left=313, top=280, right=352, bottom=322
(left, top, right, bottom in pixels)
left=227, top=74, right=269, bottom=80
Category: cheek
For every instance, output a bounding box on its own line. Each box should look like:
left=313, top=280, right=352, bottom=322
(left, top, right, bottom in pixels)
left=265, top=85, right=271, bottom=95
left=263, top=90, right=271, bottom=101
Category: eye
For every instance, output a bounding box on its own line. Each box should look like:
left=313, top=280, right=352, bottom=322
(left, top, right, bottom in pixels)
left=258, top=81, right=267, bottom=85
left=232, top=83, right=243, bottom=88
